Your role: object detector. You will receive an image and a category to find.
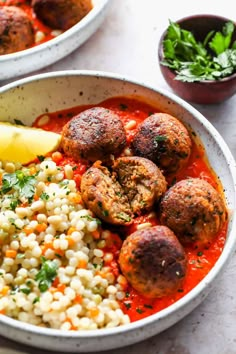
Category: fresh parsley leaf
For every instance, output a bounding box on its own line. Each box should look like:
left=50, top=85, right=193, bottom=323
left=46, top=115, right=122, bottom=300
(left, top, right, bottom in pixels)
left=20, top=287, right=31, bottom=295
left=35, top=257, right=58, bottom=292
left=155, top=135, right=167, bottom=142
left=40, top=192, right=50, bottom=201
left=1, top=170, right=36, bottom=203
left=14, top=119, right=25, bottom=126
left=162, top=20, right=236, bottom=82
left=33, top=296, right=40, bottom=304
left=116, top=212, right=131, bottom=222
left=209, top=21, right=234, bottom=55
left=37, top=155, right=45, bottom=162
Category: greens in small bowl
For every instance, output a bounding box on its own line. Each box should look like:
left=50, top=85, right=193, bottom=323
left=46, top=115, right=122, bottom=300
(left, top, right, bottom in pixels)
left=158, top=14, right=236, bottom=104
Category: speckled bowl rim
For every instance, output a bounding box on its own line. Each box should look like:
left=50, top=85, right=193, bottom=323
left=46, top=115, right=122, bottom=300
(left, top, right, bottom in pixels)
left=0, top=70, right=236, bottom=341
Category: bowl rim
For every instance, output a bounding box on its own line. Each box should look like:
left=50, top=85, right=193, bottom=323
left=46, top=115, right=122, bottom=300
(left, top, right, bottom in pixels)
left=0, top=0, right=110, bottom=63
left=158, top=13, right=236, bottom=84
left=0, top=69, right=236, bottom=339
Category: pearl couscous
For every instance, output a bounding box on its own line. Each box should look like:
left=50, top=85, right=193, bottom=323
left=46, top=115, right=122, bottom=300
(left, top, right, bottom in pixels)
left=0, top=156, right=130, bottom=330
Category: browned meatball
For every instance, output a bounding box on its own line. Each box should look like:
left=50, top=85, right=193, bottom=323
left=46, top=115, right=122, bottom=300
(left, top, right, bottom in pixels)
left=113, top=156, right=167, bottom=215
left=80, top=161, right=133, bottom=225
left=0, top=6, right=34, bottom=55
left=160, top=178, right=227, bottom=245
left=32, top=0, right=92, bottom=30
left=119, top=225, right=187, bottom=298
left=131, top=113, right=192, bottom=174
left=61, top=107, right=127, bottom=162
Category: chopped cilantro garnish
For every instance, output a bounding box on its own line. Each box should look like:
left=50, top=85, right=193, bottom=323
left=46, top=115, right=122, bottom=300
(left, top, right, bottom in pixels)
left=155, top=135, right=167, bottom=143
left=102, top=210, right=109, bottom=217
left=14, top=119, right=25, bottom=126
left=37, top=155, right=45, bottom=162
left=35, top=257, right=58, bottom=292
left=20, top=287, right=31, bottom=295
left=136, top=308, right=143, bottom=314
left=119, top=103, right=128, bottom=111
left=162, top=20, right=236, bottom=82
left=40, top=192, right=50, bottom=201
left=116, top=212, right=131, bottom=222
left=1, top=170, right=36, bottom=203
left=124, top=302, right=131, bottom=309
left=144, top=304, right=153, bottom=309
left=33, top=296, right=40, bottom=304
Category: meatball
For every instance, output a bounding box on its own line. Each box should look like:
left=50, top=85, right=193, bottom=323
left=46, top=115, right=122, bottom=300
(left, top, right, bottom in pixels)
left=119, top=225, right=187, bottom=298
left=32, top=0, right=92, bottom=30
left=160, top=178, right=227, bottom=245
left=61, top=107, right=127, bottom=162
left=80, top=161, right=133, bottom=225
left=113, top=156, right=167, bottom=215
left=131, top=113, right=192, bottom=174
left=0, top=6, right=34, bottom=55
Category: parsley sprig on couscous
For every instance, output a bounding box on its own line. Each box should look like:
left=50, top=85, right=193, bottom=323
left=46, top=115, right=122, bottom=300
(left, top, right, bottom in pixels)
left=0, top=155, right=129, bottom=330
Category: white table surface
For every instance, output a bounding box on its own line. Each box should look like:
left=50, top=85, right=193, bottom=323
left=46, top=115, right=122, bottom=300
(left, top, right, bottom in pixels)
left=1, top=0, right=236, bottom=353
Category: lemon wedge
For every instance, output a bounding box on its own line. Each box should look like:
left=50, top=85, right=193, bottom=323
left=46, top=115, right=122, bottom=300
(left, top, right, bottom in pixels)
left=0, top=122, right=61, bottom=165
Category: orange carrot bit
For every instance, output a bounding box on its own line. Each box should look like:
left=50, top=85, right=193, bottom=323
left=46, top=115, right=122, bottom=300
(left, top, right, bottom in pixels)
left=1, top=286, right=10, bottom=296
left=57, top=283, right=66, bottom=293
left=30, top=167, right=37, bottom=175
left=95, top=270, right=107, bottom=279
left=54, top=249, right=64, bottom=258
left=69, top=193, right=82, bottom=204
left=52, top=277, right=59, bottom=288
left=52, top=151, right=63, bottom=164
left=35, top=223, right=47, bottom=233
left=23, top=226, right=34, bottom=235
left=0, top=309, right=6, bottom=315
left=70, top=325, right=78, bottom=331
left=41, top=242, right=54, bottom=255
left=74, top=294, right=83, bottom=304
left=77, top=259, right=87, bottom=269
left=20, top=201, right=29, bottom=208
left=66, top=236, right=75, bottom=247
left=91, top=230, right=101, bottom=240
left=88, top=307, right=99, bottom=318
left=5, top=249, right=17, bottom=258
left=34, top=194, right=39, bottom=201
left=67, top=227, right=76, bottom=236
left=62, top=315, right=78, bottom=330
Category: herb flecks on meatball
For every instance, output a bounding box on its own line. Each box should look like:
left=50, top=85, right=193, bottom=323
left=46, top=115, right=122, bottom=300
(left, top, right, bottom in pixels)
left=119, top=225, right=187, bottom=298
left=61, top=107, right=127, bottom=162
left=81, top=157, right=168, bottom=225
left=131, top=113, right=192, bottom=174
left=80, top=161, right=133, bottom=226
left=160, top=178, right=227, bottom=245
left=32, top=0, right=92, bottom=30
left=0, top=6, right=34, bottom=55
left=113, top=156, right=167, bottom=215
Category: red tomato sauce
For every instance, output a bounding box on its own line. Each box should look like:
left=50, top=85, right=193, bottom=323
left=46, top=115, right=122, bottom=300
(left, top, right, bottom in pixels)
left=0, top=0, right=59, bottom=47
left=34, top=96, right=228, bottom=323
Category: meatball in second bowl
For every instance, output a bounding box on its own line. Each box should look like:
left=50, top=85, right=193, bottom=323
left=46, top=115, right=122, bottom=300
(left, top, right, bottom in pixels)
left=131, top=113, right=192, bottom=174
left=119, top=225, right=187, bottom=298
left=61, top=107, right=127, bottom=162
left=32, top=0, right=93, bottom=30
left=160, top=178, right=228, bottom=246
left=0, top=6, right=34, bottom=55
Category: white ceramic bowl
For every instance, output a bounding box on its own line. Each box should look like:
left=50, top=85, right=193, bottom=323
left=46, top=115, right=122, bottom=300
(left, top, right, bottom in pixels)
left=0, top=70, right=235, bottom=352
left=0, top=0, right=111, bottom=81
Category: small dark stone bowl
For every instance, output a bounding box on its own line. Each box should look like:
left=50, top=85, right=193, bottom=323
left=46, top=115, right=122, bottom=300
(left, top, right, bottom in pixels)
left=158, top=14, right=236, bottom=104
